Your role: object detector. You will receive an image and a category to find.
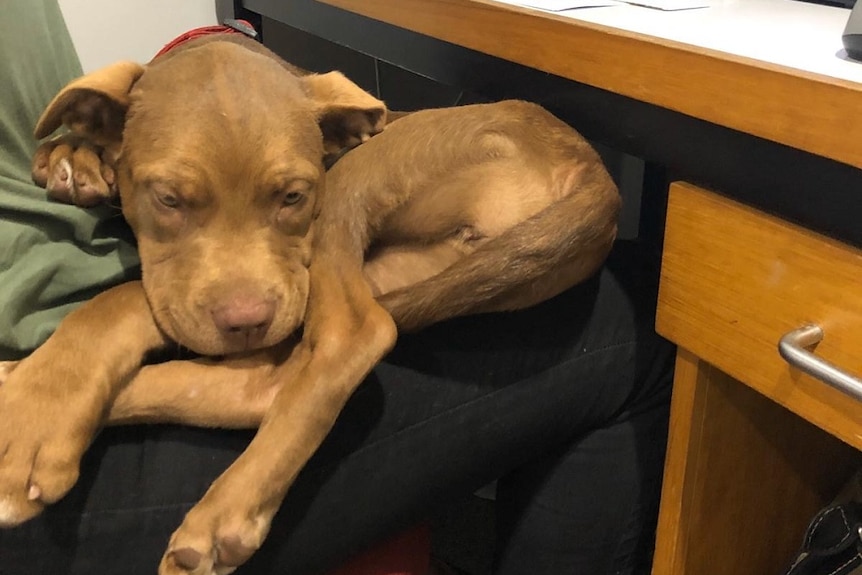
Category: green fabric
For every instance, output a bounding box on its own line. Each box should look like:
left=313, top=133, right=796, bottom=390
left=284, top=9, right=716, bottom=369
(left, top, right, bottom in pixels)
left=0, top=0, right=139, bottom=360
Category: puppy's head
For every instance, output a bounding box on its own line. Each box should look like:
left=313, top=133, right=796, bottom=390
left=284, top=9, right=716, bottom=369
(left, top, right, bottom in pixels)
left=35, top=41, right=386, bottom=355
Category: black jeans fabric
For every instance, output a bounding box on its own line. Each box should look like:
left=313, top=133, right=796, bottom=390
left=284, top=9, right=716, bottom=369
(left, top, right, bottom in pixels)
left=0, top=240, right=675, bottom=575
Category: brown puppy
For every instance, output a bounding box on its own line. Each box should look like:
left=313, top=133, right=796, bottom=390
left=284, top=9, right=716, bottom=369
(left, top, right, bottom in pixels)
left=0, top=35, right=620, bottom=575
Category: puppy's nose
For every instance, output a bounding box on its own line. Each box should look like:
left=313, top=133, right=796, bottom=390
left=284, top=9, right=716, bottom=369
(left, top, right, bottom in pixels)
left=211, top=297, right=276, bottom=341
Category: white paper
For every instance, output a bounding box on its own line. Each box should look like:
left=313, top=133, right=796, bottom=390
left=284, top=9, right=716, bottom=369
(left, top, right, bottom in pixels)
left=617, top=0, right=710, bottom=11
left=494, top=0, right=619, bottom=11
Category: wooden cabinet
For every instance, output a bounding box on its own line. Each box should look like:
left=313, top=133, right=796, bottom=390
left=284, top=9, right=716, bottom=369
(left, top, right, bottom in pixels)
left=652, top=182, right=862, bottom=574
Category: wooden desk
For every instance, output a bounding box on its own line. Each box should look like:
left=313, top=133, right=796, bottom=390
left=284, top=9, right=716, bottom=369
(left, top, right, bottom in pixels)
left=314, top=0, right=862, bottom=169
left=242, top=0, right=862, bottom=572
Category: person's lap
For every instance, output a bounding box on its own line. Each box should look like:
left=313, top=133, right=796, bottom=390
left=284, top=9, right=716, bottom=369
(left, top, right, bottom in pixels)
left=1, top=3, right=674, bottom=572
left=0, top=240, right=674, bottom=575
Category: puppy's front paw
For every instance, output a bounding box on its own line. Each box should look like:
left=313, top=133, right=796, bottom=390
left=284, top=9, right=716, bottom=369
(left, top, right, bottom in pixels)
left=159, top=480, right=274, bottom=575
left=31, top=134, right=118, bottom=207
left=0, top=358, right=102, bottom=527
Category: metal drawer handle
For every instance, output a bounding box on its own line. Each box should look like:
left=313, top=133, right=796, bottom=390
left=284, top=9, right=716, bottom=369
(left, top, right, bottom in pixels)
left=778, top=325, right=862, bottom=402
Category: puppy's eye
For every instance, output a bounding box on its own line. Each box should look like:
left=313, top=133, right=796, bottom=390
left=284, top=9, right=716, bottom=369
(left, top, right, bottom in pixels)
left=283, top=191, right=304, bottom=206
left=278, top=181, right=311, bottom=208
left=151, top=183, right=181, bottom=210
left=157, top=192, right=179, bottom=209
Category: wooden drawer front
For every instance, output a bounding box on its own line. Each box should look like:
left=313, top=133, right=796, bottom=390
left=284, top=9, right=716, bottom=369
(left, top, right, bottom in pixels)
left=657, top=182, right=862, bottom=449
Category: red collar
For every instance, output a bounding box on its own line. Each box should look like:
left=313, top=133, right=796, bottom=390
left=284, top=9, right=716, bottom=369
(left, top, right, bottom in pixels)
left=153, top=19, right=257, bottom=60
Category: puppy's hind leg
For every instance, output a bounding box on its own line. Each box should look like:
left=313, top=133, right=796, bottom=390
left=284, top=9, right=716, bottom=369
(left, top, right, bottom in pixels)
left=32, top=134, right=119, bottom=207
left=379, top=160, right=621, bottom=331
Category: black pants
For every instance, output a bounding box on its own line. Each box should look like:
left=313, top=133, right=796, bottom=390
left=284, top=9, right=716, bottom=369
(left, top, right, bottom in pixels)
left=0, top=241, right=675, bottom=575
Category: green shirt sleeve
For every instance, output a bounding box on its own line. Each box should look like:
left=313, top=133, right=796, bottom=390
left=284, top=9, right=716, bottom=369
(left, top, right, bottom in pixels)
left=0, top=0, right=140, bottom=360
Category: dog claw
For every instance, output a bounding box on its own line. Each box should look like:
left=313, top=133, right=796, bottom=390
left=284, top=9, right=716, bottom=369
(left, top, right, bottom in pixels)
left=58, top=159, right=71, bottom=181
left=0, top=361, right=18, bottom=386
left=102, top=165, right=116, bottom=186
left=27, top=484, right=41, bottom=501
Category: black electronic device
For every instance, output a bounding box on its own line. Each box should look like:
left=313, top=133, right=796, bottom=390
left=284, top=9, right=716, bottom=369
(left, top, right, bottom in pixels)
left=843, top=0, right=862, bottom=60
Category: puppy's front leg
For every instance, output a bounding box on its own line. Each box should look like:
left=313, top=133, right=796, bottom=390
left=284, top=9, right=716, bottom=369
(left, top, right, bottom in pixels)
left=0, top=281, right=168, bottom=525
left=158, top=259, right=396, bottom=575
left=0, top=351, right=283, bottom=430
left=107, top=343, right=298, bottom=429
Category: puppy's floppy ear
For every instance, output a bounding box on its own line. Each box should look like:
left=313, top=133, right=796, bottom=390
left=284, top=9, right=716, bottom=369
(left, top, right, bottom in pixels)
left=34, top=61, right=145, bottom=145
left=302, top=71, right=387, bottom=160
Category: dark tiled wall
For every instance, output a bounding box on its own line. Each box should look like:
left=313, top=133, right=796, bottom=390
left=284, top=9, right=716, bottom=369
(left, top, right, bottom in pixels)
left=263, top=18, right=467, bottom=111
left=260, top=17, right=647, bottom=240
